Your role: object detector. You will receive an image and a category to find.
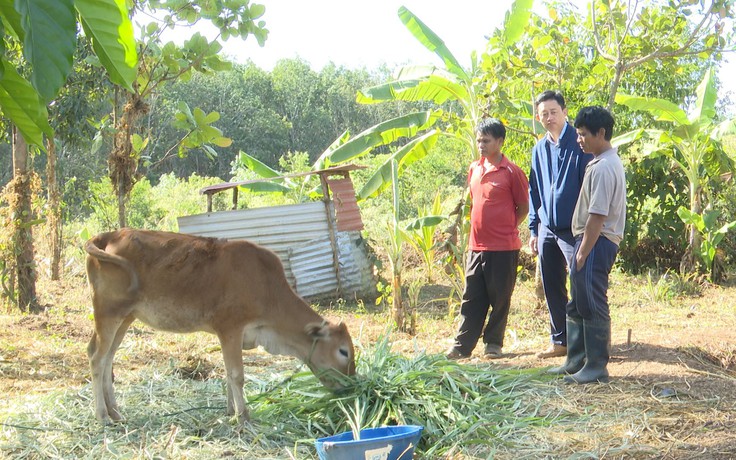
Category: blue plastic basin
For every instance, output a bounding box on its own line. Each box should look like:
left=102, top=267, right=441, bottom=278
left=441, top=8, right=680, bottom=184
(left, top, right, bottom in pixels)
left=314, top=425, right=423, bottom=460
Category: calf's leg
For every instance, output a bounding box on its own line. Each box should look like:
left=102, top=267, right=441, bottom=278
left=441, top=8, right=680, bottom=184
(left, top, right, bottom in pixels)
left=87, top=308, right=133, bottom=423
left=102, top=315, right=135, bottom=420
left=218, top=329, right=249, bottom=422
left=88, top=316, right=126, bottom=423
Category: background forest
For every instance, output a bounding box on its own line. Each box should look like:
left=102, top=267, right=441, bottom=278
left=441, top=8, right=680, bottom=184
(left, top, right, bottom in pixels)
left=1, top=0, right=736, bottom=313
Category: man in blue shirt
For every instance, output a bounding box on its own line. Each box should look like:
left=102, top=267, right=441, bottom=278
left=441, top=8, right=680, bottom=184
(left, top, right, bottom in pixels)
left=528, top=91, right=593, bottom=359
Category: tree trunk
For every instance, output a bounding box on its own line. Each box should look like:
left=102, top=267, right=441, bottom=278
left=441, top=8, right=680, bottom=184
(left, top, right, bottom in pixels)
left=117, top=179, right=127, bottom=228
left=110, top=90, right=148, bottom=229
left=392, top=271, right=405, bottom=332
left=681, top=181, right=704, bottom=276
left=46, top=136, right=62, bottom=280
left=606, top=63, right=625, bottom=112
left=11, top=128, right=40, bottom=312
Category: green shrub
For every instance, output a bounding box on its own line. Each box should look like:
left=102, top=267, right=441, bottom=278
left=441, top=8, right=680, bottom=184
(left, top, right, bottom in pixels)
left=148, top=173, right=228, bottom=230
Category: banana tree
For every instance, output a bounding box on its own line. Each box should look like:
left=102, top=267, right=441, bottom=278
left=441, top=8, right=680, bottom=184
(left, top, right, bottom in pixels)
left=404, top=190, right=447, bottom=283
left=352, top=1, right=534, bottom=204
left=365, top=130, right=440, bottom=332
left=386, top=158, right=408, bottom=332
left=345, top=2, right=533, bottom=327
left=677, top=207, right=736, bottom=281
left=614, top=68, right=736, bottom=275
left=360, top=1, right=533, bottom=150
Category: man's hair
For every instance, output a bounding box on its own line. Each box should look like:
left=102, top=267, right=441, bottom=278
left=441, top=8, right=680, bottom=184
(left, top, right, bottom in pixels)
left=535, top=90, right=566, bottom=109
left=476, top=117, right=506, bottom=139
left=574, top=106, right=615, bottom=141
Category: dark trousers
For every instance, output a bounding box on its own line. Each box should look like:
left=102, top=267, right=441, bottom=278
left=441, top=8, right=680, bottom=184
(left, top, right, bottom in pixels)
left=538, top=225, right=576, bottom=346
left=453, top=250, right=520, bottom=354
left=568, top=236, right=619, bottom=321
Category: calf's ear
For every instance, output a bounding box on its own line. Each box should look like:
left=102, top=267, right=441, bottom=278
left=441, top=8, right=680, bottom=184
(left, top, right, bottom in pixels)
left=305, top=321, right=330, bottom=339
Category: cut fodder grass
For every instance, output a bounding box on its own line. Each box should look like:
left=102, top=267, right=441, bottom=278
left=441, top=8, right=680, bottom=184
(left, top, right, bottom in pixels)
left=248, top=335, right=567, bottom=458
left=1, top=334, right=574, bottom=459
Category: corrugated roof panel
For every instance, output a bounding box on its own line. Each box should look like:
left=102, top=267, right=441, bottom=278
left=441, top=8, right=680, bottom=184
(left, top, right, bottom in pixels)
left=177, top=202, right=330, bottom=248
left=289, top=232, right=376, bottom=299
left=181, top=218, right=328, bottom=236
left=178, top=225, right=328, bottom=244
left=178, top=202, right=327, bottom=231
left=302, top=268, right=338, bottom=283
left=336, top=214, right=364, bottom=232
left=289, top=236, right=338, bottom=298
left=298, top=282, right=339, bottom=299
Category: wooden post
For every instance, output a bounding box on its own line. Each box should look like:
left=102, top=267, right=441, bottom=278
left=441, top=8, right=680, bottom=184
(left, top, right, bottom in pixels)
left=319, top=172, right=343, bottom=297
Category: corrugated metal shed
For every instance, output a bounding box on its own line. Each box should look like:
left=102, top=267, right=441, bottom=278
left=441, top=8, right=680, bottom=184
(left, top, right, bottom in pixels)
left=289, top=231, right=375, bottom=300
left=176, top=166, right=376, bottom=302
left=326, top=176, right=363, bottom=232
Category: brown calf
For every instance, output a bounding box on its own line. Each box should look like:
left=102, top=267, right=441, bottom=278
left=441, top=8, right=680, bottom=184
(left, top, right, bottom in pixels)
left=85, top=228, right=355, bottom=423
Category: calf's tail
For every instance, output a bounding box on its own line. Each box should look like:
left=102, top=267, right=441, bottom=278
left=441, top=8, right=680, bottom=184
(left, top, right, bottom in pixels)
left=85, top=233, right=140, bottom=293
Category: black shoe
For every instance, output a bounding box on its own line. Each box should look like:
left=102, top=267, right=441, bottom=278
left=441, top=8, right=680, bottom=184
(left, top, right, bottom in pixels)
left=483, top=343, right=503, bottom=359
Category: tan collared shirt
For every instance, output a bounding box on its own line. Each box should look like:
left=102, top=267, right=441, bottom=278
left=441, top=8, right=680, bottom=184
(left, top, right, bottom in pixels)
left=572, top=148, right=626, bottom=245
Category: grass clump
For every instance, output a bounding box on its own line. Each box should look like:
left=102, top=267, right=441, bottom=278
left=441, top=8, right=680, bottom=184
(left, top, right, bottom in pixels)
left=249, top=334, right=564, bottom=458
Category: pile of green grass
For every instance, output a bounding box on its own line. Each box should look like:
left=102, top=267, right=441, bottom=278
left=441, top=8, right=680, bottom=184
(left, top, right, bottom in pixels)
left=250, top=335, right=564, bottom=457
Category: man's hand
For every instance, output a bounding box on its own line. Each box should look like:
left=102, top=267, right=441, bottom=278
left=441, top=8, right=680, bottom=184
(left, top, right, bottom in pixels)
left=575, top=213, right=606, bottom=271
left=575, top=251, right=588, bottom=272
left=529, top=236, right=538, bottom=255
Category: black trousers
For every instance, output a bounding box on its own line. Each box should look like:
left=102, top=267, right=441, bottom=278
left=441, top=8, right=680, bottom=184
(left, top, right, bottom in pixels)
left=453, top=250, right=520, bottom=354
left=538, top=225, right=576, bottom=346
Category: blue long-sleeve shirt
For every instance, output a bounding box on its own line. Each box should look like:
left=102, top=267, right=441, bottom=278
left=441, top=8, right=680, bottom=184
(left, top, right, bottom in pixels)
left=528, top=122, right=593, bottom=237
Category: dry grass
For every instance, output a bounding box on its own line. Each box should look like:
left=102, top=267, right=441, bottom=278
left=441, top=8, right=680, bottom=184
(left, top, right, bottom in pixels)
left=1, top=265, right=735, bottom=458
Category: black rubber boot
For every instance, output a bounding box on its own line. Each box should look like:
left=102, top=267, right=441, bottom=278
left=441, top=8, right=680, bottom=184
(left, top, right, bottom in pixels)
left=564, top=319, right=610, bottom=384
left=548, top=316, right=585, bottom=375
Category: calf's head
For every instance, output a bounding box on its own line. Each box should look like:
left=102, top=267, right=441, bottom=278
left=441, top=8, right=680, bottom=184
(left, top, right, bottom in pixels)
left=304, top=321, right=355, bottom=389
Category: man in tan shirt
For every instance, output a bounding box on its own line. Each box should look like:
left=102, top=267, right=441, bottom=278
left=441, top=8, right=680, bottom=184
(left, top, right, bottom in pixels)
left=549, top=106, right=626, bottom=384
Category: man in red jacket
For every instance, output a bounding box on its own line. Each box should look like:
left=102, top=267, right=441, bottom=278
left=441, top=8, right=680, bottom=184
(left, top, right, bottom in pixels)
left=446, top=118, right=529, bottom=359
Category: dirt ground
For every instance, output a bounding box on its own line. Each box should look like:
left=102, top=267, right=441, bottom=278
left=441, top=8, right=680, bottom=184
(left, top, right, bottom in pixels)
left=1, top=272, right=735, bottom=458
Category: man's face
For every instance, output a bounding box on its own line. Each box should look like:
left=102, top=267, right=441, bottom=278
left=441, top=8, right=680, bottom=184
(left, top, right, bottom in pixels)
left=537, top=100, right=567, bottom=134
left=575, top=126, right=603, bottom=154
left=476, top=132, right=503, bottom=157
